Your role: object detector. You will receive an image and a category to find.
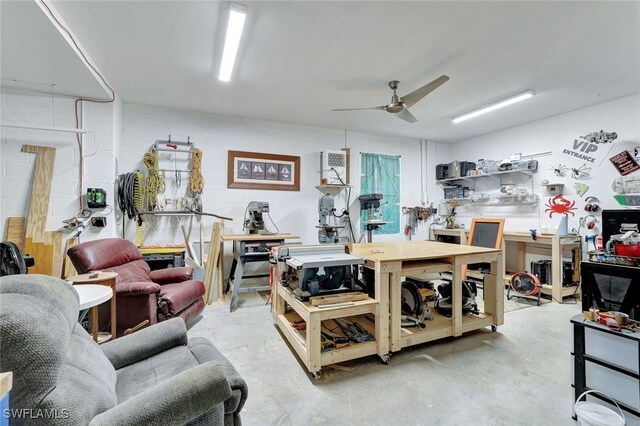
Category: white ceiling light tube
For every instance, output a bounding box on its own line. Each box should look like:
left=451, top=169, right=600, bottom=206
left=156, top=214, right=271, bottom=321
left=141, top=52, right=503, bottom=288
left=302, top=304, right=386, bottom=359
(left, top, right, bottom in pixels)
left=452, top=90, right=535, bottom=124
left=218, top=2, right=248, bottom=82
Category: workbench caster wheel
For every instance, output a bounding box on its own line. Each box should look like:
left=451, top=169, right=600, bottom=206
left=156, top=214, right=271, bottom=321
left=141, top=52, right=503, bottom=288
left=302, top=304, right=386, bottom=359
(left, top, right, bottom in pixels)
left=491, top=325, right=497, bottom=332
left=312, top=370, right=321, bottom=380
left=379, top=354, right=391, bottom=365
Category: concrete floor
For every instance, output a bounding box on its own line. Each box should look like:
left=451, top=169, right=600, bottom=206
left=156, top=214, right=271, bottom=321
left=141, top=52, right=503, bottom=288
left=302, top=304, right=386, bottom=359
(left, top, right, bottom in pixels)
left=188, top=291, right=581, bottom=425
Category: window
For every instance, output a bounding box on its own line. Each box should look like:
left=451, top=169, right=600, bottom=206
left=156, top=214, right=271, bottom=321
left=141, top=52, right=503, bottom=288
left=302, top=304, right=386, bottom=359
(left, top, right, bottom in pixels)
left=360, top=152, right=400, bottom=234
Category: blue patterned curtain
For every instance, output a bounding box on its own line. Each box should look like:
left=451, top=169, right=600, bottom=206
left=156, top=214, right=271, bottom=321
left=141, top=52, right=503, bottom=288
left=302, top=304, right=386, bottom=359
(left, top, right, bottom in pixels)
left=360, top=152, right=400, bottom=234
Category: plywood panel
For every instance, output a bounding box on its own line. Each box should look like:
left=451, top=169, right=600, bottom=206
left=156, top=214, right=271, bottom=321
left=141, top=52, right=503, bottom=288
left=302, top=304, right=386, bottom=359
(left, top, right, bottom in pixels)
left=21, top=145, right=56, bottom=241
left=351, top=240, right=501, bottom=263
left=4, top=217, right=25, bottom=250
left=24, top=237, right=53, bottom=275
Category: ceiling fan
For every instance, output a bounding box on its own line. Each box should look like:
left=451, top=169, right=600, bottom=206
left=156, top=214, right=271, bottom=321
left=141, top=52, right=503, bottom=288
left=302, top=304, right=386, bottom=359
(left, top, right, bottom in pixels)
left=332, top=75, right=449, bottom=123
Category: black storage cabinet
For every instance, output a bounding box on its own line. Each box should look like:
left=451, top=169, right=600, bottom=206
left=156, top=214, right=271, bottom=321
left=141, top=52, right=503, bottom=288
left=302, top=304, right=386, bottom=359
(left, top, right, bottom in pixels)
left=581, top=261, right=640, bottom=321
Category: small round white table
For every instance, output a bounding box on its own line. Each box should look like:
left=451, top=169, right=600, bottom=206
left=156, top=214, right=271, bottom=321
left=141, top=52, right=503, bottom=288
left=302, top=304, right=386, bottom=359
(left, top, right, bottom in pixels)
left=72, top=284, right=113, bottom=343
left=68, top=272, right=118, bottom=344
left=74, top=284, right=113, bottom=310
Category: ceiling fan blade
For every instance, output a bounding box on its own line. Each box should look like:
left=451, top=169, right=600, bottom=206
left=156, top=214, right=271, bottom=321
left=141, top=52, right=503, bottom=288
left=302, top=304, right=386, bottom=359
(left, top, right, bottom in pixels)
left=400, top=75, right=449, bottom=109
left=395, top=107, right=417, bottom=123
left=332, top=106, right=386, bottom=112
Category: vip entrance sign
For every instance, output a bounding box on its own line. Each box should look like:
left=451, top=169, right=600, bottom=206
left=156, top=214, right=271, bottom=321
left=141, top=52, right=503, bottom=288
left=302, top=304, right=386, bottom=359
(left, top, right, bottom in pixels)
left=560, top=130, right=618, bottom=166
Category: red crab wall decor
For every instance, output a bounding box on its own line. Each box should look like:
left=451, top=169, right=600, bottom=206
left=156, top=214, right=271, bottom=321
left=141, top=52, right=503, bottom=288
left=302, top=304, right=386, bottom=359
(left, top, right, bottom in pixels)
left=545, top=194, right=577, bottom=218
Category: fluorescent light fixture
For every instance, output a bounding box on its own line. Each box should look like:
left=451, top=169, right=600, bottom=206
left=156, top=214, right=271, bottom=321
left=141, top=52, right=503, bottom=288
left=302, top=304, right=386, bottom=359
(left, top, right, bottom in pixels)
left=452, top=90, right=535, bottom=124
left=1, top=123, right=88, bottom=134
left=218, top=3, right=247, bottom=82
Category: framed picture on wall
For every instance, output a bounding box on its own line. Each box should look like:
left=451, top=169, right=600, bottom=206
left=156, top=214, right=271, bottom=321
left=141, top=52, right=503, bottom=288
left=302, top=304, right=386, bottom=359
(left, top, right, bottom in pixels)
left=227, top=150, right=300, bottom=191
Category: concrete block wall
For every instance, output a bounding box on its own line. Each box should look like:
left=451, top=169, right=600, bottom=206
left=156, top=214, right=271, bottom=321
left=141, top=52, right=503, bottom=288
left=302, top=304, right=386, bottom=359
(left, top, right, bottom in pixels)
left=436, top=93, right=640, bottom=232
left=433, top=93, right=640, bottom=271
left=1, top=87, right=117, bottom=246
left=119, top=103, right=429, bottom=245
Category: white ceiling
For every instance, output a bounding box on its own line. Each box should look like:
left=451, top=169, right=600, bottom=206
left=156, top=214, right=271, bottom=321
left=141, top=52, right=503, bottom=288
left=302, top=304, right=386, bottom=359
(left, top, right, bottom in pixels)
left=4, top=1, right=640, bottom=142
left=0, top=0, right=106, bottom=99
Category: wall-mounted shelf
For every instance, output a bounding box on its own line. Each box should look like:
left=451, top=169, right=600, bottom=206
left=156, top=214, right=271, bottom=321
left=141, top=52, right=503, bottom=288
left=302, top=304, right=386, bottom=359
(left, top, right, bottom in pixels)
left=442, top=193, right=540, bottom=206
left=315, top=184, right=350, bottom=196
left=436, top=169, right=534, bottom=185
left=441, top=197, right=474, bottom=204
left=439, top=168, right=538, bottom=207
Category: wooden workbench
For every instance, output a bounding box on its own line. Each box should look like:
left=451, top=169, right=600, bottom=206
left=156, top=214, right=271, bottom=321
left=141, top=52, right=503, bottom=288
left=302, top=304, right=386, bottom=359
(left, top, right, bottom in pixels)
left=350, top=241, right=504, bottom=355
left=431, top=228, right=581, bottom=302
left=273, top=240, right=504, bottom=377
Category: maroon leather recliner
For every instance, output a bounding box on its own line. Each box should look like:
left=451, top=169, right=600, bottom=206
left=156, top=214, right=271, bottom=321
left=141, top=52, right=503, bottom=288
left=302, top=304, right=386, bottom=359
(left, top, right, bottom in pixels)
left=68, top=238, right=205, bottom=337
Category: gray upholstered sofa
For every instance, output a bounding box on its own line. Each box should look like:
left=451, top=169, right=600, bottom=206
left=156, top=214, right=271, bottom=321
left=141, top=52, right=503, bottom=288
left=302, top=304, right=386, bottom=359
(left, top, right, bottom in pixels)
left=0, top=275, right=247, bottom=425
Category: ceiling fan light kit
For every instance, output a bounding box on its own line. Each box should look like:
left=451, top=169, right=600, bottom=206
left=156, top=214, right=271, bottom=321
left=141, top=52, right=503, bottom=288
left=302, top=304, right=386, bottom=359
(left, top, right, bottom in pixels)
left=452, top=90, right=535, bottom=124
left=218, top=2, right=248, bottom=82
left=332, top=75, right=449, bottom=123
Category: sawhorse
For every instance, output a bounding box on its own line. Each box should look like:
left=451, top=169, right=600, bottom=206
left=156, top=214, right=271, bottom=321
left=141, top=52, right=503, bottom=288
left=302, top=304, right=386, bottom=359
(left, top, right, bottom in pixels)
left=221, top=234, right=298, bottom=312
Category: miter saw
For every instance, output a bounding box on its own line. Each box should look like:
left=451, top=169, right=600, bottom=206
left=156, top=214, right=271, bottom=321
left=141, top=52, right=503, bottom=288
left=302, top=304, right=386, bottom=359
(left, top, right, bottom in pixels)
left=435, top=280, right=479, bottom=317
left=278, top=245, right=364, bottom=301
left=401, top=280, right=435, bottom=327
left=243, top=201, right=269, bottom=234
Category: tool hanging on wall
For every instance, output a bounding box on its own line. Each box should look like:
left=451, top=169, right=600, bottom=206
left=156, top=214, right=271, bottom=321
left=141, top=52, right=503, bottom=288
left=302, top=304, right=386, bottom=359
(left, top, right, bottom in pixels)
left=402, top=205, right=432, bottom=240
left=116, top=172, right=145, bottom=242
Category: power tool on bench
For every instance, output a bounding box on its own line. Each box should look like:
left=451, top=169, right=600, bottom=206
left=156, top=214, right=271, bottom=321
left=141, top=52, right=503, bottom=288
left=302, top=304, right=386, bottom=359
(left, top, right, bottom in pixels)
left=243, top=201, right=269, bottom=234
left=278, top=245, right=364, bottom=301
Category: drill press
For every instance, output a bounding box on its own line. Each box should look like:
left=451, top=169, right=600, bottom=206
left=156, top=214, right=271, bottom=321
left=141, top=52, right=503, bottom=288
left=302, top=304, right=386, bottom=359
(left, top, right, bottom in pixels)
left=317, top=196, right=344, bottom=243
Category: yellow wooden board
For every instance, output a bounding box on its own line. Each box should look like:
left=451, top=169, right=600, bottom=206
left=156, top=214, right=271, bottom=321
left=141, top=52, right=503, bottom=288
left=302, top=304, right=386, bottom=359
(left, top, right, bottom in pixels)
left=4, top=217, right=25, bottom=250
left=310, top=292, right=369, bottom=306
left=204, top=221, right=223, bottom=304
left=24, top=237, right=52, bottom=275
left=139, top=247, right=186, bottom=254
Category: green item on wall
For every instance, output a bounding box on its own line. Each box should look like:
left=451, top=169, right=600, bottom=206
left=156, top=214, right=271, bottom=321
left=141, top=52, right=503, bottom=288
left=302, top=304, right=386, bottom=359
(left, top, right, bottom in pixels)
left=574, top=182, right=589, bottom=197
